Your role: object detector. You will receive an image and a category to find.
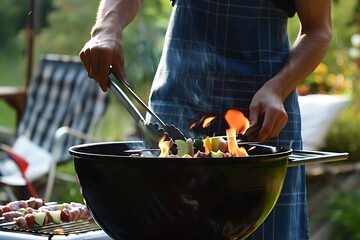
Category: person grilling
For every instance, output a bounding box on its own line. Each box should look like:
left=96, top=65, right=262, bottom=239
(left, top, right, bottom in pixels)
left=79, top=0, right=332, bottom=239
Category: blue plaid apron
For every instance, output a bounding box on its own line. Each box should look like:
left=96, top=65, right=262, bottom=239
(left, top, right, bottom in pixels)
left=147, top=0, right=308, bottom=239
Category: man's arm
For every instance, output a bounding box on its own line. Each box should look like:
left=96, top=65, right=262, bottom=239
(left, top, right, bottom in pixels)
left=269, top=0, right=333, bottom=100
left=248, top=0, right=333, bottom=142
left=79, top=0, right=143, bottom=91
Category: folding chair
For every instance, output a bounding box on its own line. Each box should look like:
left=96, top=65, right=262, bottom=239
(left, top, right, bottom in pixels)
left=0, top=54, right=109, bottom=202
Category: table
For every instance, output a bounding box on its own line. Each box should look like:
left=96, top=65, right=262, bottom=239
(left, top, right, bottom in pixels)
left=0, top=86, right=27, bottom=126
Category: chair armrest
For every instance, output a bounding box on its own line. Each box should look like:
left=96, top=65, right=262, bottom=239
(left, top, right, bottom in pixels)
left=54, top=126, right=100, bottom=143
left=44, top=126, right=101, bottom=201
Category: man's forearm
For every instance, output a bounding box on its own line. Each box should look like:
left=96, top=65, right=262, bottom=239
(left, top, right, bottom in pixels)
left=267, top=27, right=333, bottom=101
left=91, top=0, right=143, bottom=39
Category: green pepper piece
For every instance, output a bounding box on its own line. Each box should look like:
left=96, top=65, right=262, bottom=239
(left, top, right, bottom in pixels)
left=193, top=139, right=205, bottom=152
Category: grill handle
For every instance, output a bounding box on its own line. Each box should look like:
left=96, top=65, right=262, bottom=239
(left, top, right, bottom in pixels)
left=288, top=150, right=349, bottom=167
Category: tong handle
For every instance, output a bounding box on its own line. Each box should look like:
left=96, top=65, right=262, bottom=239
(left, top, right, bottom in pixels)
left=109, top=73, right=166, bottom=128
left=108, top=78, right=145, bottom=125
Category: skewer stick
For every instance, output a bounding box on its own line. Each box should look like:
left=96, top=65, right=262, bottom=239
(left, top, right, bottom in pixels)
left=0, top=221, right=16, bottom=227
left=124, top=149, right=160, bottom=153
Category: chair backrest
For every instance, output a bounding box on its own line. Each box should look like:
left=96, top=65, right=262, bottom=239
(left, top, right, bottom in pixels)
left=17, top=54, right=109, bottom=162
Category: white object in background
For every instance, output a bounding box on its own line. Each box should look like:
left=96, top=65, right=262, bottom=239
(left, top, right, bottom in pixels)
left=299, top=94, right=350, bottom=150
left=0, top=135, right=52, bottom=185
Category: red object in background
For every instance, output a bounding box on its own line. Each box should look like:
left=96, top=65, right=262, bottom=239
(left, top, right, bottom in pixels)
left=0, top=144, right=38, bottom=197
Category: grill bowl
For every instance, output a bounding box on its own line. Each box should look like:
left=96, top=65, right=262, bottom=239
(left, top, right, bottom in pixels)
left=69, top=141, right=292, bottom=240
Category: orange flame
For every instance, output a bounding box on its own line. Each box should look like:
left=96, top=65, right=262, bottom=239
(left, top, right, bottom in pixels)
left=224, top=109, right=250, bottom=135
left=189, top=115, right=216, bottom=130
left=158, top=136, right=171, bottom=157
left=224, top=109, right=249, bottom=157
left=180, top=109, right=251, bottom=157
left=202, top=116, right=216, bottom=128
left=226, top=128, right=248, bottom=157
left=189, top=122, right=197, bottom=129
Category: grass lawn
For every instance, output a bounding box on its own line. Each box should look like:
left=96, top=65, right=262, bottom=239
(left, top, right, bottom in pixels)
left=0, top=102, right=17, bottom=132
left=0, top=48, right=27, bottom=131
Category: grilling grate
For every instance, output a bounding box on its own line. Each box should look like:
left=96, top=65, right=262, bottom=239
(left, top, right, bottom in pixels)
left=0, top=220, right=101, bottom=237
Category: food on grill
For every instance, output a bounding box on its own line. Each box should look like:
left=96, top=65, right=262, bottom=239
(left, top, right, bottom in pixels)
left=14, top=214, right=33, bottom=230
left=0, top=198, right=92, bottom=230
left=0, top=205, right=10, bottom=216
left=2, top=211, right=24, bottom=222
left=174, top=139, right=190, bottom=157
left=156, top=136, right=247, bottom=158
left=60, top=203, right=92, bottom=223
left=13, top=203, right=92, bottom=229
left=0, top=197, right=45, bottom=217
left=33, top=211, right=47, bottom=226
left=49, top=210, right=62, bottom=223
left=128, top=109, right=251, bottom=158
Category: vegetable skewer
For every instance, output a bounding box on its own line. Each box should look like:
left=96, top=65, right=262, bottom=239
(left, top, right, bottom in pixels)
left=0, top=199, right=92, bottom=230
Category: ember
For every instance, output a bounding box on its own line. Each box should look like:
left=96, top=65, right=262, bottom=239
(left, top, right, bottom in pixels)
left=53, top=227, right=65, bottom=233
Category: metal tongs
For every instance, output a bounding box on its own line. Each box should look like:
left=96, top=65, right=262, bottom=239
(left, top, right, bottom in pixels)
left=108, top=73, right=186, bottom=148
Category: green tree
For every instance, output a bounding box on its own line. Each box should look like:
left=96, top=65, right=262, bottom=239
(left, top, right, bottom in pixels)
left=122, top=0, right=172, bottom=84
left=35, top=0, right=99, bottom=55
left=0, top=0, right=28, bottom=48
left=35, top=0, right=172, bottom=85
left=0, top=0, right=53, bottom=50
left=333, top=0, right=360, bottom=26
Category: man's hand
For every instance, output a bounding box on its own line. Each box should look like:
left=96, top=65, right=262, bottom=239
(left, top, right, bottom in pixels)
left=247, top=86, right=288, bottom=142
left=79, top=38, right=125, bottom=92
left=79, top=0, right=143, bottom=91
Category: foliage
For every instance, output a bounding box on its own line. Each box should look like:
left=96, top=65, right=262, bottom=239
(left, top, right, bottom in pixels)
left=122, top=0, right=171, bottom=85
left=0, top=0, right=53, bottom=49
left=315, top=190, right=360, bottom=240
left=297, top=62, right=353, bottom=96
left=0, top=0, right=28, bottom=48
left=52, top=162, right=83, bottom=203
left=33, top=0, right=172, bottom=86
left=34, top=0, right=100, bottom=56
left=322, top=105, right=360, bottom=161
left=333, top=0, right=360, bottom=26
left=303, top=0, right=360, bottom=163
left=297, top=0, right=359, bottom=96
